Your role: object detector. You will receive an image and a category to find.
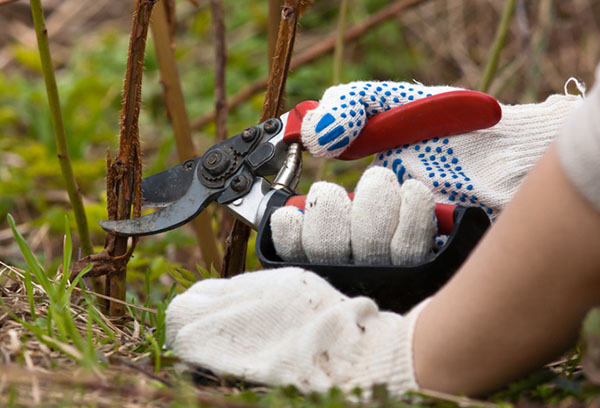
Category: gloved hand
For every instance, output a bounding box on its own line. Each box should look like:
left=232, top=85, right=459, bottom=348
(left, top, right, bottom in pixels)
left=270, top=166, right=436, bottom=266
left=301, top=81, right=582, bottom=217
left=166, top=267, right=428, bottom=396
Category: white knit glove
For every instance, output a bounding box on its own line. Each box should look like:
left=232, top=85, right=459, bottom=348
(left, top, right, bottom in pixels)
left=271, top=167, right=436, bottom=266
left=302, top=81, right=582, bottom=217
left=166, top=267, right=429, bottom=395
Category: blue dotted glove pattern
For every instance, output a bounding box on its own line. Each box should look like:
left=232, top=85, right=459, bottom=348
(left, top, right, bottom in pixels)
left=301, top=81, right=456, bottom=158
left=372, top=138, right=495, bottom=217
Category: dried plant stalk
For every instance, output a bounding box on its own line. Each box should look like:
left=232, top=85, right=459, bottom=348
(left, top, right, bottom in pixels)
left=210, top=0, right=228, bottom=143
left=207, top=0, right=236, bottom=245
left=259, top=0, right=307, bottom=120
left=268, top=0, right=284, bottom=70
left=220, top=222, right=251, bottom=278
left=151, top=0, right=223, bottom=272
left=105, top=0, right=156, bottom=316
left=164, top=0, right=176, bottom=45
left=221, top=0, right=310, bottom=277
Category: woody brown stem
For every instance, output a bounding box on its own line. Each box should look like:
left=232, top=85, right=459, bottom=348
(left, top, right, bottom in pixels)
left=221, top=0, right=310, bottom=277
left=210, top=0, right=227, bottom=143
left=106, top=0, right=157, bottom=316
left=151, top=0, right=222, bottom=272
left=268, top=0, right=283, bottom=72
left=207, top=0, right=236, bottom=246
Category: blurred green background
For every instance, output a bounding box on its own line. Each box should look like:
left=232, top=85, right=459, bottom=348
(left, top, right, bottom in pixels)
left=0, top=0, right=599, bottom=299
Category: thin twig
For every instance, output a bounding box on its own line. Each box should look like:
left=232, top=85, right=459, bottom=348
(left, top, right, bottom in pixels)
left=151, top=0, right=222, bottom=272
left=28, top=0, right=93, bottom=258
left=316, top=0, right=350, bottom=181
left=478, top=0, right=517, bottom=93
left=208, top=0, right=235, bottom=246
left=332, top=0, right=349, bottom=85
left=210, top=0, right=228, bottom=142
left=107, top=356, right=173, bottom=387
left=164, top=0, right=176, bottom=45
left=259, top=0, right=310, bottom=120
left=221, top=0, right=311, bottom=277
left=522, top=0, right=554, bottom=102
left=72, top=287, right=157, bottom=315
left=191, top=0, right=427, bottom=131
left=414, top=388, right=498, bottom=408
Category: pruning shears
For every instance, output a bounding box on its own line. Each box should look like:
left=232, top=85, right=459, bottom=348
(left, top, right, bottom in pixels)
left=100, top=90, right=500, bottom=312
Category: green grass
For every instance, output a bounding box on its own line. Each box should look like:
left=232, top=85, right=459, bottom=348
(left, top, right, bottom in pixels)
left=3, top=214, right=102, bottom=366
left=3, top=213, right=600, bottom=407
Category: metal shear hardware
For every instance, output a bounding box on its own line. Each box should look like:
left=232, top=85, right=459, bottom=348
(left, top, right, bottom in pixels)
left=100, top=91, right=501, bottom=312
left=100, top=105, right=307, bottom=235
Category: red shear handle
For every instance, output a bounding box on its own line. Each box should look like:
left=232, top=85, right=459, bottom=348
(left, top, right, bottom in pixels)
left=283, top=100, right=319, bottom=143
left=285, top=195, right=457, bottom=235
left=282, top=91, right=501, bottom=160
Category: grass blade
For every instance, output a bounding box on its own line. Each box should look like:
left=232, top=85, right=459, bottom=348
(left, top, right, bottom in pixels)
left=57, top=215, right=73, bottom=301
left=65, top=264, right=93, bottom=299
left=77, top=280, right=116, bottom=342
left=24, top=268, right=37, bottom=321
left=145, top=333, right=162, bottom=373
left=7, top=214, right=53, bottom=296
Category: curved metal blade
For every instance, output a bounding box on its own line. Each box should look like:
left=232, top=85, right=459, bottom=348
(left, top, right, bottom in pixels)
left=100, top=170, right=219, bottom=236
left=142, top=159, right=199, bottom=207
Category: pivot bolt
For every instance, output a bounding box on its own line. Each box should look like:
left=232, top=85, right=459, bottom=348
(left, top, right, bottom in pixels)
left=264, top=119, right=279, bottom=134
left=203, top=149, right=230, bottom=176
left=230, top=175, right=249, bottom=192
left=242, top=127, right=258, bottom=142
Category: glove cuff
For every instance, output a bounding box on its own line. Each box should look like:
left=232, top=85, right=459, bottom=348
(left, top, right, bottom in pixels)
left=498, top=94, right=582, bottom=166
left=351, top=297, right=430, bottom=394
left=557, top=80, right=600, bottom=212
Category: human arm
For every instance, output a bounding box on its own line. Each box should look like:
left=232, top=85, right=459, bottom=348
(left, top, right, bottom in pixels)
left=414, top=73, right=600, bottom=395
left=414, top=143, right=600, bottom=395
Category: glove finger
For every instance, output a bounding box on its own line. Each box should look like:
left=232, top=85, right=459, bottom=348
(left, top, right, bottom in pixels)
left=271, top=206, right=307, bottom=263
left=301, top=81, right=456, bottom=158
left=167, top=268, right=350, bottom=369
left=351, top=166, right=402, bottom=265
left=302, top=181, right=352, bottom=264
left=391, top=179, right=436, bottom=265
left=167, top=268, right=325, bottom=347
left=301, top=85, right=366, bottom=159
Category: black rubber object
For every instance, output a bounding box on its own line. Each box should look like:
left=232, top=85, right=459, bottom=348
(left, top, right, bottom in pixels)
left=256, top=191, right=490, bottom=314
